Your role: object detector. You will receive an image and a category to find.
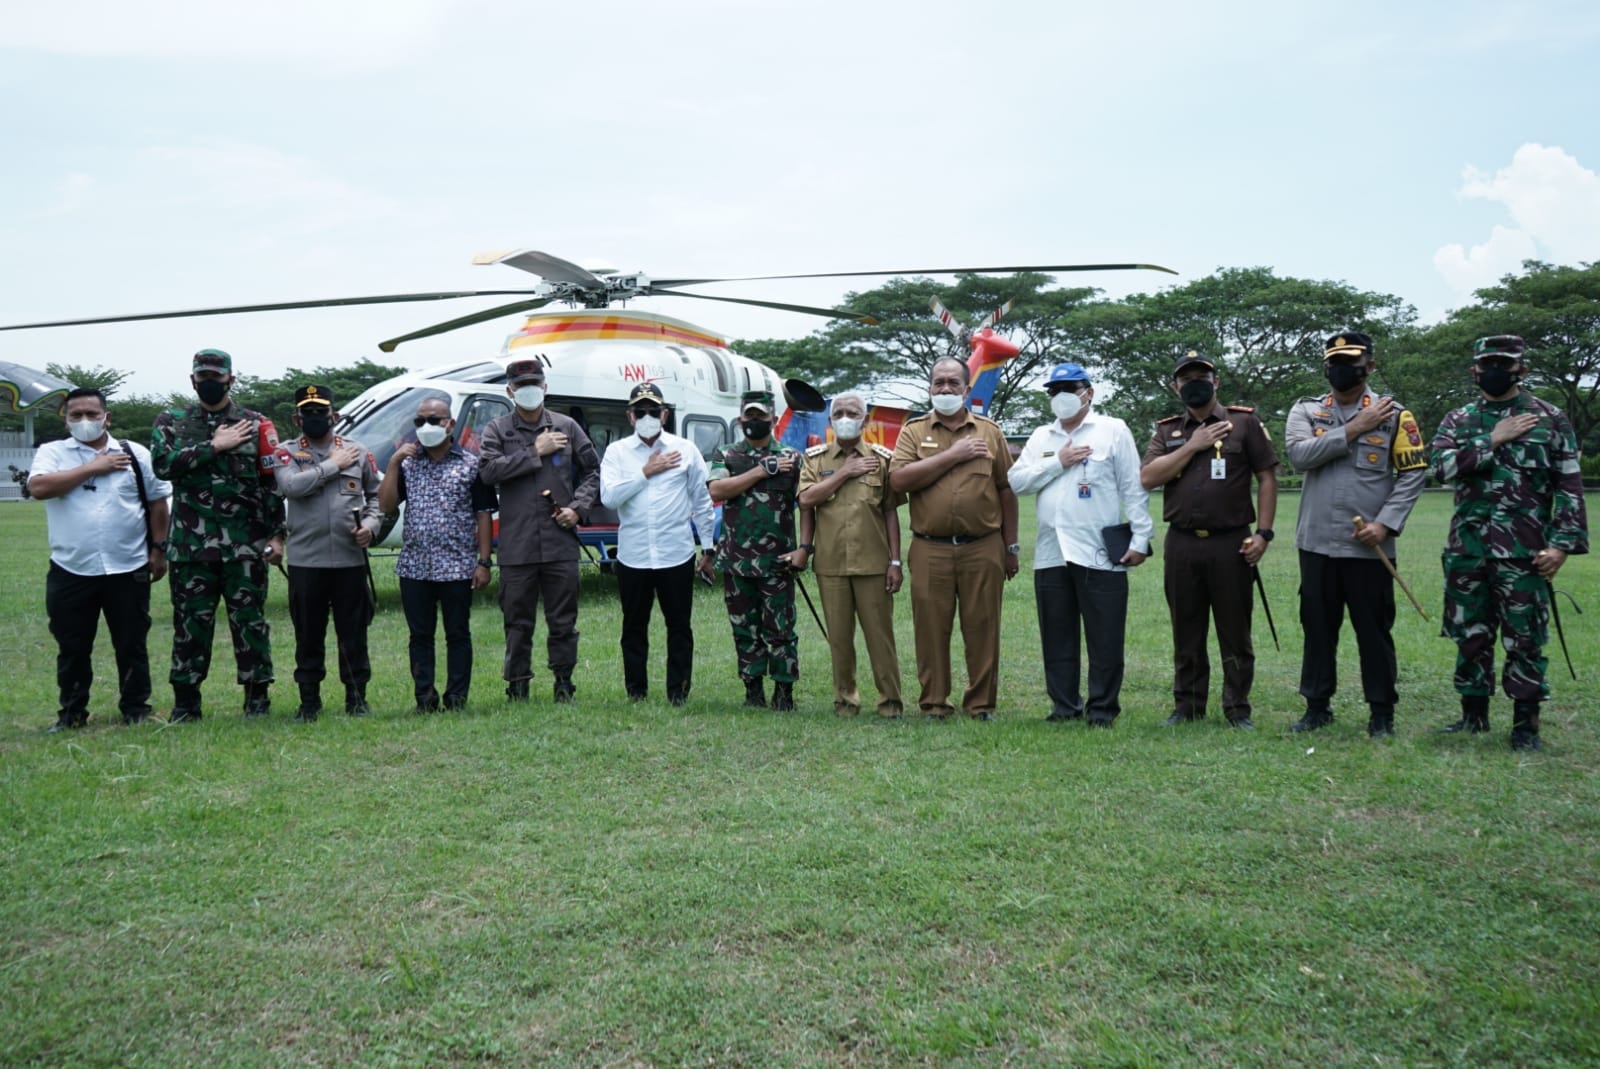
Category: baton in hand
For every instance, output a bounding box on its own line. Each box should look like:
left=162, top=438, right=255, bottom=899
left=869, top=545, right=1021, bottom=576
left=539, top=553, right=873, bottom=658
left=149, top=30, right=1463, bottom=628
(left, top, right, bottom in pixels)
left=1353, top=515, right=1429, bottom=621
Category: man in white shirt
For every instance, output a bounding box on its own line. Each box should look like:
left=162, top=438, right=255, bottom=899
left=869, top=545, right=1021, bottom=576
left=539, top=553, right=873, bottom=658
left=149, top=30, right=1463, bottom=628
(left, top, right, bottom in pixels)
left=598, top=382, right=717, bottom=705
left=1007, top=363, right=1153, bottom=727
left=28, top=388, right=173, bottom=731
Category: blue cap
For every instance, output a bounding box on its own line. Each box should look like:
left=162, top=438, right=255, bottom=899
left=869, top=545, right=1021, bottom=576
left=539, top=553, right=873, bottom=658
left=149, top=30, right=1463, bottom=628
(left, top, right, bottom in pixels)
left=1044, top=362, right=1091, bottom=387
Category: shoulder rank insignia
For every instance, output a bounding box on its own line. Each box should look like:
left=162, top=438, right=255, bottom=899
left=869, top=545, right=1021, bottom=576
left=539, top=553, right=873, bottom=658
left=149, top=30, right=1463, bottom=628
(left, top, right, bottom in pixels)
left=871, top=443, right=893, bottom=460
left=805, top=443, right=828, bottom=457
left=1226, top=404, right=1255, bottom=414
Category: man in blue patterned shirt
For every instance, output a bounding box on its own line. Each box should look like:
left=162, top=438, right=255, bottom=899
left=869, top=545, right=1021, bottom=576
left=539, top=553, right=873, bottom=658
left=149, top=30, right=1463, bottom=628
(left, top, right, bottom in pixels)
left=378, top=394, right=498, bottom=712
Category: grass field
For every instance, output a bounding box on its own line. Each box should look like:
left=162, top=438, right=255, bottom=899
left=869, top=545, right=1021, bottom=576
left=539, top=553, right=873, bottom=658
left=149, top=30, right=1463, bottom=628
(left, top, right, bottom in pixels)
left=2, top=492, right=1597, bottom=1067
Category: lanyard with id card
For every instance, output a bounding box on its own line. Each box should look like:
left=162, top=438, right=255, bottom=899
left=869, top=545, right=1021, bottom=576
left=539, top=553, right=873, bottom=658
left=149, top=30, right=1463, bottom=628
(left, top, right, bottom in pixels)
left=1210, top=439, right=1226, bottom=480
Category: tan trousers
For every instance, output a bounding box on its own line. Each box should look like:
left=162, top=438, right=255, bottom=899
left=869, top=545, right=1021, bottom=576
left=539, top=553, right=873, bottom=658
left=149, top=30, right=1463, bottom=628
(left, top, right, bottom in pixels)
left=908, top=534, right=1004, bottom=717
left=817, top=572, right=903, bottom=717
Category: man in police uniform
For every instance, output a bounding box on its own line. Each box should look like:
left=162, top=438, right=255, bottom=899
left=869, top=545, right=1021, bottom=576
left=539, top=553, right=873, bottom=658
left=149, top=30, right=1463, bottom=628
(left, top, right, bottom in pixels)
left=1283, top=333, right=1427, bottom=737
left=272, top=385, right=384, bottom=720
left=151, top=349, right=286, bottom=721
left=1140, top=350, right=1279, bottom=729
left=1429, top=335, right=1589, bottom=750
left=479, top=358, right=600, bottom=703
left=798, top=392, right=904, bottom=718
left=708, top=389, right=805, bottom=710
left=888, top=357, right=1020, bottom=720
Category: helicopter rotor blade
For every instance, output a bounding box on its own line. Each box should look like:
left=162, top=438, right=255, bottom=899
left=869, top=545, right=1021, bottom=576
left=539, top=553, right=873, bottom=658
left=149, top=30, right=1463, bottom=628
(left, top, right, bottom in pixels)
left=983, top=298, right=1015, bottom=330
left=650, top=263, right=1178, bottom=288
left=377, top=297, right=556, bottom=353
left=652, top=290, right=879, bottom=325
left=928, top=297, right=969, bottom=342
left=0, top=291, right=546, bottom=333
left=475, top=249, right=608, bottom=289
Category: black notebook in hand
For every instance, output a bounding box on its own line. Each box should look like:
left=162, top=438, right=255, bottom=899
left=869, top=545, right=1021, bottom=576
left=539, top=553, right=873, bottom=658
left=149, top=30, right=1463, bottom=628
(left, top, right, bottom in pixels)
left=1101, top=522, right=1134, bottom=564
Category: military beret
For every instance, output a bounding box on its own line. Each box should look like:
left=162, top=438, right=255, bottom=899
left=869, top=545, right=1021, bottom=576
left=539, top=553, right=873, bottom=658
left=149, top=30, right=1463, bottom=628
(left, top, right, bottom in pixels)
left=294, top=384, right=334, bottom=408
left=1324, top=332, right=1373, bottom=360
left=506, top=359, right=545, bottom=384
left=1473, top=335, right=1526, bottom=361
left=192, top=348, right=232, bottom=374
left=739, top=389, right=775, bottom=416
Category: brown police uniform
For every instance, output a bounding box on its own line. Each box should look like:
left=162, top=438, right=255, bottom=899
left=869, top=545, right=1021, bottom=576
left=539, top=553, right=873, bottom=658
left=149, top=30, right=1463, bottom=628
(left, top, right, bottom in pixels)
left=800, top=438, right=904, bottom=717
left=889, top=410, right=1013, bottom=718
left=1142, top=401, right=1278, bottom=722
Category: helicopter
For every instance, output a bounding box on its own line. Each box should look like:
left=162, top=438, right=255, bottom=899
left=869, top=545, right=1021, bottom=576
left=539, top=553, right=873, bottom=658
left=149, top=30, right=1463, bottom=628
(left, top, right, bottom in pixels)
left=1, top=250, right=1177, bottom=556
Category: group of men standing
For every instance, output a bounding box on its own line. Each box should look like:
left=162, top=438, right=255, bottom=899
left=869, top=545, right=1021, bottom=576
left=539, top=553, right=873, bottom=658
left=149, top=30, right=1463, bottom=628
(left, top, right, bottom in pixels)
left=31, top=333, right=1589, bottom=752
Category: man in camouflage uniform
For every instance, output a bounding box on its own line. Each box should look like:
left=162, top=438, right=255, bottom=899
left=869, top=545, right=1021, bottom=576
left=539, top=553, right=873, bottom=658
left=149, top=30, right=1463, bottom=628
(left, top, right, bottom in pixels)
left=708, top=390, right=805, bottom=710
left=151, top=349, right=286, bottom=720
left=1283, top=332, right=1427, bottom=738
left=1429, top=335, right=1589, bottom=751
left=271, top=385, right=384, bottom=721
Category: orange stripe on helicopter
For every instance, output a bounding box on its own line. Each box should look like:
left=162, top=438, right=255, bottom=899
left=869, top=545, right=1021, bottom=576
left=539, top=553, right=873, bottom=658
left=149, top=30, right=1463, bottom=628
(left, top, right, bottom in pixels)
left=508, top=314, right=728, bottom=350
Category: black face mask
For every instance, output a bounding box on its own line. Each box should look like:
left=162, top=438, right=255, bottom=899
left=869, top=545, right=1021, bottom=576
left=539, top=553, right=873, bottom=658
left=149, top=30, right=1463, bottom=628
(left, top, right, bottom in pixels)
left=1325, top=363, right=1368, bottom=393
left=195, top=379, right=229, bottom=406
left=300, top=413, right=332, bottom=439
left=741, top=419, right=772, bottom=440
left=1178, top=380, right=1214, bottom=408
left=1477, top=366, right=1517, bottom=397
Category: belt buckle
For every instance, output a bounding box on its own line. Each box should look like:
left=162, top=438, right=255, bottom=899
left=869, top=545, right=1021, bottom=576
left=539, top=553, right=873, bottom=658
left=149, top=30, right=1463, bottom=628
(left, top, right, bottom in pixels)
left=1195, top=529, right=1211, bottom=538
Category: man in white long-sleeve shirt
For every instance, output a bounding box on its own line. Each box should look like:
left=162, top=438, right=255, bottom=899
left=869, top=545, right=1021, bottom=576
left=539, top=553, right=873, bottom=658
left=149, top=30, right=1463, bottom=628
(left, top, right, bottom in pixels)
left=1008, top=362, right=1153, bottom=726
left=598, top=382, right=717, bottom=705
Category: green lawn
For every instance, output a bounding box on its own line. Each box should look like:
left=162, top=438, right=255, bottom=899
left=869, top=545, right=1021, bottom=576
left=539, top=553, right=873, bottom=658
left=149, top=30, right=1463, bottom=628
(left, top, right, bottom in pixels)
left=2, top=493, right=1597, bottom=1067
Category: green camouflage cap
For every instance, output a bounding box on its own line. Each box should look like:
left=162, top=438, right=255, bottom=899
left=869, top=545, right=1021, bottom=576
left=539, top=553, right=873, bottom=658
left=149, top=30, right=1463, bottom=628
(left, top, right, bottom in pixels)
left=192, top=348, right=233, bottom=374
left=1473, top=335, right=1526, bottom=361
left=739, top=390, right=775, bottom=416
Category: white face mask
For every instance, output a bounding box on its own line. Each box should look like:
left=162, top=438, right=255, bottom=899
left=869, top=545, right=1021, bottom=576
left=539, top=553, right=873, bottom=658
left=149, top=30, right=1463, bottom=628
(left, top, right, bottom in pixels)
left=415, top=423, right=449, bottom=448
left=68, top=418, right=106, bottom=443
left=1050, top=391, right=1083, bottom=422
left=633, top=415, right=662, bottom=440
left=930, top=393, right=966, bottom=416
left=831, top=416, right=863, bottom=441
left=513, top=385, right=545, bottom=410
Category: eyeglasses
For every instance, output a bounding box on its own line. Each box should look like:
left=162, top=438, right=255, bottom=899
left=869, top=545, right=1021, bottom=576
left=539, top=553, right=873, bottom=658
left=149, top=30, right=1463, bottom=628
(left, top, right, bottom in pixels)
left=413, top=415, right=449, bottom=427
left=630, top=406, right=663, bottom=418
left=1047, top=383, right=1088, bottom=395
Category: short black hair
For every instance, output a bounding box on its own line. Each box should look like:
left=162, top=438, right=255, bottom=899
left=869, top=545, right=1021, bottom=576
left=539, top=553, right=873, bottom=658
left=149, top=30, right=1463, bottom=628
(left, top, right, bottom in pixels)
left=63, top=387, right=108, bottom=410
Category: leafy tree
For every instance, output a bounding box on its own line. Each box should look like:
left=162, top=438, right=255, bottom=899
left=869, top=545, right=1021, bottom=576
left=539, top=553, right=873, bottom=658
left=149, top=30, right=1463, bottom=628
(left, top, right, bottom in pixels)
left=232, top=357, right=410, bottom=436
left=731, top=337, right=862, bottom=399
left=44, top=363, right=134, bottom=398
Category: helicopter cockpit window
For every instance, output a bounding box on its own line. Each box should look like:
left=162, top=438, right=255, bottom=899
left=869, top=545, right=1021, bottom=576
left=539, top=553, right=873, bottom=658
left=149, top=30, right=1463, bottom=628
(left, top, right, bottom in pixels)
left=426, top=362, right=507, bottom=384
left=456, top=395, right=512, bottom=454
left=682, top=415, right=728, bottom=459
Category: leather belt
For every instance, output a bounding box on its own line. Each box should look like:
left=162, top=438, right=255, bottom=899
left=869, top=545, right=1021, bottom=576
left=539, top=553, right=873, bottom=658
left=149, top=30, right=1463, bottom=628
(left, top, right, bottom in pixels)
left=1172, top=525, right=1248, bottom=539
left=913, top=530, right=997, bottom=546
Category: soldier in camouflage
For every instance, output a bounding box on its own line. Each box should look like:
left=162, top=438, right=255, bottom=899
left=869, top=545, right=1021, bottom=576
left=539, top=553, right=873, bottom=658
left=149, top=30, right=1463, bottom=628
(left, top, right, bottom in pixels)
left=708, top=390, right=805, bottom=710
left=1429, top=335, right=1589, bottom=751
left=150, top=349, right=286, bottom=721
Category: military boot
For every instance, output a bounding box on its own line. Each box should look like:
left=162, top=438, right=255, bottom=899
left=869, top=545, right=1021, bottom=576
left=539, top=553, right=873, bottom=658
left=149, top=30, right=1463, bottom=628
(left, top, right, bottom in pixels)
left=294, top=683, right=322, bottom=723
left=242, top=683, right=271, bottom=719
left=1438, top=694, right=1490, bottom=734
left=553, top=675, right=576, bottom=704
left=1367, top=703, right=1396, bottom=738
left=1510, top=700, right=1543, bottom=752
left=743, top=678, right=766, bottom=708
left=345, top=684, right=369, bottom=717
left=170, top=684, right=203, bottom=723
left=1291, top=701, right=1334, bottom=733
left=770, top=682, right=795, bottom=711
left=506, top=680, right=530, bottom=702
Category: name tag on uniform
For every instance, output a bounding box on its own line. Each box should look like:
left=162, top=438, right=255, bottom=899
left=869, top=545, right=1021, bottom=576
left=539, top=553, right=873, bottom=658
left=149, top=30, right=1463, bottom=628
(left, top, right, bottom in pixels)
left=1211, top=457, right=1226, bottom=479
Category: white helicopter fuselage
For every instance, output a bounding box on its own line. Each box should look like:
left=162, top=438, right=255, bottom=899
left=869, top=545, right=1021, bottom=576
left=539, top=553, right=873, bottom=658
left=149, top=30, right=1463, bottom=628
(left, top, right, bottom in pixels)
left=335, top=308, right=790, bottom=552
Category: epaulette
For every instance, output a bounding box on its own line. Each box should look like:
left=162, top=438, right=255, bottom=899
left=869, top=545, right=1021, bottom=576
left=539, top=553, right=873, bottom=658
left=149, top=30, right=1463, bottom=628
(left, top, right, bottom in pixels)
left=805, top=443, right=828, bottom=457
left=903, top=412, right=932, bottom=426
left=871, top=443, right=893, bottom=460
left=1155, top=414, right=1181, bottom=424
left=1226, top=405, right=1256, bottom=414
left=973, top=412, right=1000, bottom=426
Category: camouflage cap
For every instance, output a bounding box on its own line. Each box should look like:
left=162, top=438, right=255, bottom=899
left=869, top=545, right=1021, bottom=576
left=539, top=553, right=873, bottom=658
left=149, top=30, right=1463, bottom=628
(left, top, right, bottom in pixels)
left=739, top=389, right=775, bottom=416
left=1324, top=332, right=1373, bottom=361
left=1172, top=349, right=1214, bottom=376
left=627, top=382, right=667, bottom=406
left=294, top=384, right=334, bottom=408
left=1473, top=335, right=1526, bottom=362
left=192, top=348, right=233, bottom=374
left=506, top=358, right=545, bottom=384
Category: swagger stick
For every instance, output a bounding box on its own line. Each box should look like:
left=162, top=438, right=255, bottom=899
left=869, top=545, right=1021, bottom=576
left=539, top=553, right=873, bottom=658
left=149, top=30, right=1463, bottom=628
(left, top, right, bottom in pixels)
left=1353, top=515, right=1428, bottom=621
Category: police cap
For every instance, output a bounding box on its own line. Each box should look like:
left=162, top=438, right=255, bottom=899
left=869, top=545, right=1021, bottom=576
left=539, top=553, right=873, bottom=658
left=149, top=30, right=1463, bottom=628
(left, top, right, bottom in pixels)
left=1324, top=332, right=1373, bottom=361
left=294, top=384, right=334, bottom=408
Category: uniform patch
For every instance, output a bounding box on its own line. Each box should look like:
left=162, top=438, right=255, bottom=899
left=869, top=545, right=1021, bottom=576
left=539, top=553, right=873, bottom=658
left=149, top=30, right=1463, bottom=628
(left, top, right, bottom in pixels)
left=1364, top=434, right=1385, bottom=445
left=1366, top=452, right=1380, bottom=463
left=344, top=479, right=359, bottom=492
left=1313, top=427, right=1326, bottom=437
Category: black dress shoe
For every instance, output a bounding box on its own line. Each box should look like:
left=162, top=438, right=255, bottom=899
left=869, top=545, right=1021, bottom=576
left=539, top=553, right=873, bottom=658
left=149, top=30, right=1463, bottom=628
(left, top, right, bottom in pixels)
left=168, top=708, right=203, bottom=723
left=48, top=719, right=86, bottom=734
left=1162, top=712, right=1195, bottom=726
left=506, top=681, right=530, bottom=702
left=1227, top=716, right=1256, bottom=730
left=1045, top=709, right=1084, bottom=722
left=1086, top=717, right=1114, bottom=729
left=1511, top=731, right=1543, bottom=752
left=293, top=704, right=320, bottom=723
left=971, top=711, right=994, bottom=721
left=345, top=699, right=370, bottom=717
left=668, top=692, right=689, bottom=707
left=1290, top=710, right=1332, bottom=733
left=442, top=696, right=467, bottom=712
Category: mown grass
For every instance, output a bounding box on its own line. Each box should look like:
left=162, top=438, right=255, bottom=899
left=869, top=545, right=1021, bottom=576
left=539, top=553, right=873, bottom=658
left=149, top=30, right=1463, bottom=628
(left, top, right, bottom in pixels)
left=2, top=493, right=1597, bottom=1067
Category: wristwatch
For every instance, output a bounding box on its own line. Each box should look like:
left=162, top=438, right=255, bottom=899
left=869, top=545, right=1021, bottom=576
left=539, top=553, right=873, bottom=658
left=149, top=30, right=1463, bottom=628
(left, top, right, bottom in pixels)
left=477, top=558, right=493, bottom=568
left=888, top=559, right=902, bottom=567
left=798, top=543, right=815, bottom=553
left=1005, top=543, right=1022, bottom=555
left=152, top=540, right=169, bottom=553
left=1255, top=528, right=1274, bottom=543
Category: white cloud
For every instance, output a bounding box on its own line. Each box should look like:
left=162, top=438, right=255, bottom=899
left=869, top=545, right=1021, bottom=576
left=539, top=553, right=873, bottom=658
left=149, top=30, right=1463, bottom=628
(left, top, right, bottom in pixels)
left=1434, top=143, right=1600, bottom=298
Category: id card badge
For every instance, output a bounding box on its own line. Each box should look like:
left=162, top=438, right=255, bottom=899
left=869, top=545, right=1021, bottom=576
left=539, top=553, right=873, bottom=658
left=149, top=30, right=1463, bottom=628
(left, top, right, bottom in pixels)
left=1210, top=457, right=1227, bottom=480
left=1078, top=483, right=1092, bottom=499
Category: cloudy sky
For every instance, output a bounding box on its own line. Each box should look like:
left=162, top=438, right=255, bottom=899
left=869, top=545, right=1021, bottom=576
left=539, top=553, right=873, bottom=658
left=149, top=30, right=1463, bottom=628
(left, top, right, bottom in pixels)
left=3, top=0, right=1597, bottom=396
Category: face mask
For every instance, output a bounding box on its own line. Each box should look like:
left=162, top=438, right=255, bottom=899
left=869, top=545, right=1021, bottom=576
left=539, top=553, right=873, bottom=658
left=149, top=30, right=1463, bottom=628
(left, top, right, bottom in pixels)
left=195, top=379, right=229, bottom=406
left=299, top=413, right=332, bottom=439
left=1477, top=366, right=1516, bottom=397
left=1050, top=391, right=1083, bottom=422
left=930, top=393, right=966, bottom=416
left=514, top=385, right=545, bottom=410
left=831, top=417, right=863, bottom=440
left=415, top=423, right=450, bottom=448
left=1325, top=363, right=1367, bottom=393
left=633, top=415, right=662, bottom=440
left=68, top=418, right=106, bottom=443
left=1179, top=379, right=1214, bottom=408
left=741, top=418, right=772, bottom=440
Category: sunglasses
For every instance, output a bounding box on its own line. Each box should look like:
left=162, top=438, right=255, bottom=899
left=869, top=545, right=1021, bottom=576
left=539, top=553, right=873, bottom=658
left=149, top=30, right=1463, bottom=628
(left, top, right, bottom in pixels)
left=631, top=406, right=663, bottom=417
left=1047, top=383, right=1089, bottom=395
left=413, top=415, right=450, bottom=427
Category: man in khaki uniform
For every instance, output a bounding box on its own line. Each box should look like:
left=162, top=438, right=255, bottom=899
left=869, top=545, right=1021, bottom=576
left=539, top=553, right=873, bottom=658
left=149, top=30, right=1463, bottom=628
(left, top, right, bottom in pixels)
left=889, top=357, right=1020, bottom=720
left=798, top=392, right=905, bottom=718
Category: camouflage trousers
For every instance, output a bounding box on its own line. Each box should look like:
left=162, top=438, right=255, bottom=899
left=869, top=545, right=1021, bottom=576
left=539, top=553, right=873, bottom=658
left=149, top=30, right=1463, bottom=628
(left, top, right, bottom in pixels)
left=723, top=570, right=798, bottom=684
left=1441, top=553, right=1549, bottom=701
left=169, top=559, right=274, bottom=688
